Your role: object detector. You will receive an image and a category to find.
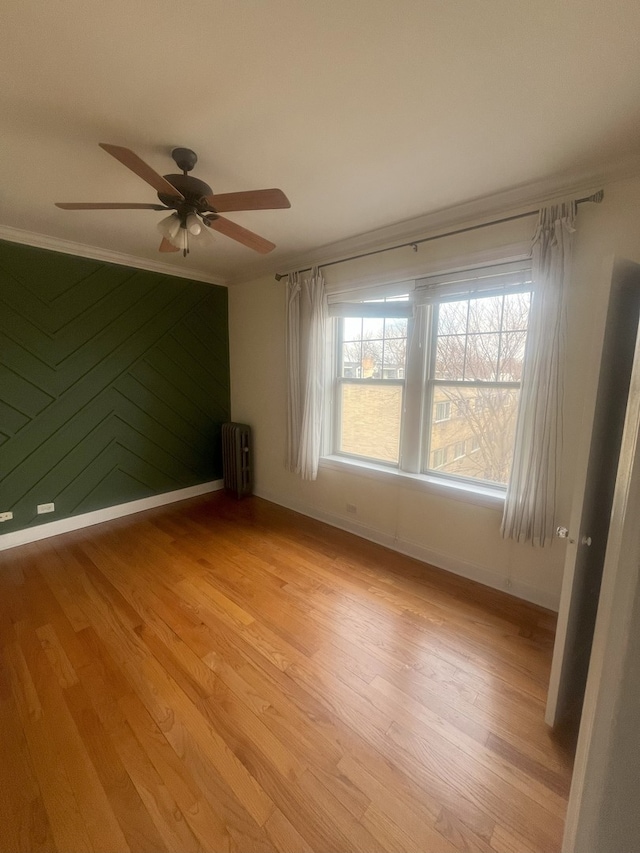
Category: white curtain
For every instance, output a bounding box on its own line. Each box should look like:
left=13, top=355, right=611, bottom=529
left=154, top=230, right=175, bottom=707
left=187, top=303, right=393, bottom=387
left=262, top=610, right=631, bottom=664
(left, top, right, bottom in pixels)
left=501, top=201, right=577, bottom=545
left=285, top=268, right=327, bottom=480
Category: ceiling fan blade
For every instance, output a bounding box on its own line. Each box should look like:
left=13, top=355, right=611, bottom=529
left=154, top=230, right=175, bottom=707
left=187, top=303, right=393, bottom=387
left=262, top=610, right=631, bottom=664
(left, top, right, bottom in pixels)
left=159, top=238, right=179, bottom=253
left=99, top=143, right=184, bottom=200
left=204, top=189, right=290, bottom=212
left=55, top=202, right=167, bottom=210
left=204, top=216, right=276, bottom=254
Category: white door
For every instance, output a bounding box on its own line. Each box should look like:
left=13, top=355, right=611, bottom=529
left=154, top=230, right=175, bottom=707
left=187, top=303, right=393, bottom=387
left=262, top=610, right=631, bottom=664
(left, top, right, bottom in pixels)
left=546, top=259, right=640, bottom=728
left=564, top=258, right=640, bottom=852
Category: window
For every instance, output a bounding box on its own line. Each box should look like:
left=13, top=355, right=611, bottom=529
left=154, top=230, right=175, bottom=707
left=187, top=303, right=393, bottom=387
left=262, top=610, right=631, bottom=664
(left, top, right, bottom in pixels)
left=330, top=262, right=531, bottom=490
left=453, top=441, right=466, bottom=460
left=434, top=401, right=451, bottom=422
left=432, top=447, right=447, bottom=468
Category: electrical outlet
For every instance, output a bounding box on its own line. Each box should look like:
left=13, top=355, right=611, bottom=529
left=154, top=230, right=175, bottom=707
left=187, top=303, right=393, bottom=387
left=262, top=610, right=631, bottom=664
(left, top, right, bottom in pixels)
left=346, top=503, right=357, bottom=514
left=0, top=511, right=13, bottom=522
left=37, top=502, right=55, bottom=514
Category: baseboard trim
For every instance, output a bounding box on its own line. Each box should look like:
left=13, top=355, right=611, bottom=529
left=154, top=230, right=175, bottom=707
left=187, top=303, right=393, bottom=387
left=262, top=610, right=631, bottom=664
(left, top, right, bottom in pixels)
left=254, top=487, right=559, bottom=611
left=0, top=480, right=224, bottom=552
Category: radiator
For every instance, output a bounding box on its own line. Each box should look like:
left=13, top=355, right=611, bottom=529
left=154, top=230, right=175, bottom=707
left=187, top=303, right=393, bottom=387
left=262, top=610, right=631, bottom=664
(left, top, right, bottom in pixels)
left=221, top=422, right=252, bottom=499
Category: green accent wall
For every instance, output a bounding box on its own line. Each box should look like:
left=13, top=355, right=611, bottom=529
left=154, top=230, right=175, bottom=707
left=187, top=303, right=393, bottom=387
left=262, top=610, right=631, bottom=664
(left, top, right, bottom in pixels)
left=0, top=240, right=230, bottom=534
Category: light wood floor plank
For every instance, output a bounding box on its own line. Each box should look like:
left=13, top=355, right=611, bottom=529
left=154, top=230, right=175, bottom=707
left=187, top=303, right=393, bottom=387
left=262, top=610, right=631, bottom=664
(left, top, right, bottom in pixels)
left=0, top=493, right=573, bottom=852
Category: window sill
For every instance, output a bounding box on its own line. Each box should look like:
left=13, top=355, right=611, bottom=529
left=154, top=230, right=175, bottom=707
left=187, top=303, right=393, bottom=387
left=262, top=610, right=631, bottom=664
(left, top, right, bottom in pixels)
left=319, top=455, right=506, bottom=510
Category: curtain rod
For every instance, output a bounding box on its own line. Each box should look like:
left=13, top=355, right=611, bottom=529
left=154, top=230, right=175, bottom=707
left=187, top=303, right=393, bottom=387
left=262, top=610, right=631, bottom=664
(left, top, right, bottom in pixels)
left=274, top=190, right=604, bottom=281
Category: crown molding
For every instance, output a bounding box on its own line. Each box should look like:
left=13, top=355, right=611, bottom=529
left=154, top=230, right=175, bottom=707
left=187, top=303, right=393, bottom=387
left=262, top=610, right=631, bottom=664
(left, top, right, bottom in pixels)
left=232, top=152, right=640, bottom=286
left=0, top=224, right=230, bottom=287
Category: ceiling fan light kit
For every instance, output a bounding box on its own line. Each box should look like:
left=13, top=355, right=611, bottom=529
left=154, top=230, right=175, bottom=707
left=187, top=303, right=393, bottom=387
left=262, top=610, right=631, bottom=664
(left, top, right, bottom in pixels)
left=56, top=144, right=291, bottom=257
left=156, top=211, right=203, bottom=256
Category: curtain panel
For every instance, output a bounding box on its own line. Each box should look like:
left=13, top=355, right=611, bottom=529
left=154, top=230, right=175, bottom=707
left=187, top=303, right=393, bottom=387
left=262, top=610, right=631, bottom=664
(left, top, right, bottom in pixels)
left=501, top=201, right=577, bottom=545
left=285, top=268, right=327, bottom=480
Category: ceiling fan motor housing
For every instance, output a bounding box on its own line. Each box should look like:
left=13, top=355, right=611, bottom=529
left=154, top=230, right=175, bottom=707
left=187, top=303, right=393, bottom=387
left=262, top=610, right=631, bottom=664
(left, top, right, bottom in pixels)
left=158, top=173, right=215, bottom=215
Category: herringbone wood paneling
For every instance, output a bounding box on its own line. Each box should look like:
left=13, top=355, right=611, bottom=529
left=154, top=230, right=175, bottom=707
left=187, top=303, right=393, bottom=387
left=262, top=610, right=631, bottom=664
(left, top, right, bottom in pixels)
left=0, top=240, right=230, bottom=533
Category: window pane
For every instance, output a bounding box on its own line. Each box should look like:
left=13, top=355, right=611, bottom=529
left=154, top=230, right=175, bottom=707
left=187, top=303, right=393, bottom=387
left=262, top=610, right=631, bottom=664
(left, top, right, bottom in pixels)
left=502, top=292, right=530, bottom=331
left=499, top=331, right=527, bottom=381
left=361, top=339, right=383, bottom=378
left=438, top=300, right=468, bottom=335
left=468, top=295, right=502, bottom=334
left=384, top=317, right=408, bottom=339
left=362, top=317, right=384, bottom=339
left=383, top=335, right=406, bottom=378
left=339, top=383, right=403, bottom=463
left=427, top=386, right=520, bottom=485
left=435, top=335, right=466, bottom=380
left=464, top=333, right=500, bottom=381
left=341, top=340, right=362, bottom=377
left=343, top=317, right=362, bottom=342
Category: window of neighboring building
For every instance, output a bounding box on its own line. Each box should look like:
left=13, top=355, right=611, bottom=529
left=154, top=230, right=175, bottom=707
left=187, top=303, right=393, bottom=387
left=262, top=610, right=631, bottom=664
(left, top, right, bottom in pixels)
left=434, top=401, right=451, bottom=422
left=453, top=440, right=466, bottom=460
left=329, top=262, right=531, bottom=491
left=432, top=447, right=447, bottom=468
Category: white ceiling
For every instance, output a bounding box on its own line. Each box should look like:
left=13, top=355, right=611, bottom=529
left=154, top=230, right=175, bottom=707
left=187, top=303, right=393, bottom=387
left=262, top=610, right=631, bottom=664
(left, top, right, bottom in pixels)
left=2, top=0, right=640, bottom=284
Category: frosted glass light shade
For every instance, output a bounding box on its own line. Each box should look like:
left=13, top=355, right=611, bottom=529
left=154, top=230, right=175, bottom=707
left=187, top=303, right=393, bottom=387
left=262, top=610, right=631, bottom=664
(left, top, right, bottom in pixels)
left=186, top=214, right=202, bottom=236
left=175, top=228, right=189, bottom=252
left=157, top=213, right=181, bottom=240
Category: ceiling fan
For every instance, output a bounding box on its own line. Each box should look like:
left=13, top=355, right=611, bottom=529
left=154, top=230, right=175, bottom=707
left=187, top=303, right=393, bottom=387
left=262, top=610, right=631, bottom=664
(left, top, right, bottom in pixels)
left=55, top=143, right=290, bottom=256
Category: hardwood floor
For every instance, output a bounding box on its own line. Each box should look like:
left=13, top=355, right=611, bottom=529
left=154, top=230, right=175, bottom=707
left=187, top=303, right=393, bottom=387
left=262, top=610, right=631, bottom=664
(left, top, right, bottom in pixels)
left=0, top=493, right=573, bottom=852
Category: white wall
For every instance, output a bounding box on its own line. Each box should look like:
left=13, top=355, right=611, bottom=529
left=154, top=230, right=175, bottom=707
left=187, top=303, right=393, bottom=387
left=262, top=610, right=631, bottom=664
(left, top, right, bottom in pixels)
left=229, top=175, right=640, bottom=611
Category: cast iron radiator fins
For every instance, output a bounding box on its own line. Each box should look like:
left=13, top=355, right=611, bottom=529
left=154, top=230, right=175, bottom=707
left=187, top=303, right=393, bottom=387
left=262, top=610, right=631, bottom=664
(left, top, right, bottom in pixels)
left=221, top=423, right=252, bottom=499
